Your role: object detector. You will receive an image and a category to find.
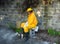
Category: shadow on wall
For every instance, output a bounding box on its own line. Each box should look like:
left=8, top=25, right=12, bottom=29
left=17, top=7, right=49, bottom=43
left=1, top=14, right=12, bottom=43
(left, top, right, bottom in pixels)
left=0, top=0, right=14, bottom=7
left=22, top=0, right=40, bottom=12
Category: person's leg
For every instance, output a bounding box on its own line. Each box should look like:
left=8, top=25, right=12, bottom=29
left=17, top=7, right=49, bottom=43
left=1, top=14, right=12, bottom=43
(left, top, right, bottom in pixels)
left=20, top=23, right=25, bottom=28
left=21, top=27, right=29, bottom=41
left=20, top=28, right=24, bottom=39
left=24, top=32, right=29, bottom=41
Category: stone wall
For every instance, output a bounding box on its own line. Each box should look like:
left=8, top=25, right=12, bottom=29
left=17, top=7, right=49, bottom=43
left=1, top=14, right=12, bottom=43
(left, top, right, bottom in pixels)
left=34, top=0, right=60, bottom=31
left=0, top=0, right=60, bottom=31
left=0, top=0, right=27, bottom=27
left=47, top=1, right=60, bottom=31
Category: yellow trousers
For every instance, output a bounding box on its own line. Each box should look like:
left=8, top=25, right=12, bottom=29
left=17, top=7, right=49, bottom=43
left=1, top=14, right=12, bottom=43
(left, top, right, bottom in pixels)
left=21, top=23, right=36, bottom=33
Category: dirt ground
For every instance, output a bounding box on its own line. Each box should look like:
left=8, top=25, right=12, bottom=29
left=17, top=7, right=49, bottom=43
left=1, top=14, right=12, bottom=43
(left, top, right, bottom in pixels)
left=36, top=30, right=60, bottom=44
left=0, top=27, right=59, bottom=44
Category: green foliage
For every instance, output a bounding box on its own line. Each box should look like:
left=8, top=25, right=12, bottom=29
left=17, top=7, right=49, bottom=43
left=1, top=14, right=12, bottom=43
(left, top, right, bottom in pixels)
left=48, top=28, right=60, bottom=36
left=15, top=28, right=23, bottom=33
left=8, top=22, right=23, bottom=33
left=58, top=31, right=60, bottom=35
left=8, top=22, right=16, bottom=31
left=48, top=28, right=55, bottom=36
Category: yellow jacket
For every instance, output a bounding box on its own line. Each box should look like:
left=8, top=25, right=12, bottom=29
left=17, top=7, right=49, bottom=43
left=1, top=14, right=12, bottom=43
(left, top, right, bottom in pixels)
left=27, top=12, right=38, bottom=28
left=21, top=12, right=38, bottom=33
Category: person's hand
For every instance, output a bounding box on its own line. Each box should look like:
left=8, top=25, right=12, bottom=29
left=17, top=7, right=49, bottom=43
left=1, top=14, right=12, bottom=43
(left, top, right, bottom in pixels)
left=24, top=22, right=28, bottom=27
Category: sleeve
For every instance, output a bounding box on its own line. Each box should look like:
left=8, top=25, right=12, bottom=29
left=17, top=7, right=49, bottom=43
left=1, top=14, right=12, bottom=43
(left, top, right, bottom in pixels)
left=27, top=14, right=35, bottom=28
left=28, top=15, right=34, bottom=25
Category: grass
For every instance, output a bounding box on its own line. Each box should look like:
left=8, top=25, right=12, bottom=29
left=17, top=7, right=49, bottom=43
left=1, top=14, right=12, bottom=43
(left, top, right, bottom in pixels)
left=8, top=22, right=23, bottom=33
left=48, top=28, right=60, bottom=36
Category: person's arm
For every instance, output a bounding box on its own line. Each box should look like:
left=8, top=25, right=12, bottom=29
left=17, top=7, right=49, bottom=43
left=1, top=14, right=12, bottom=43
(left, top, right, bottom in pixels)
left=27, top=14, right=35, bottom=28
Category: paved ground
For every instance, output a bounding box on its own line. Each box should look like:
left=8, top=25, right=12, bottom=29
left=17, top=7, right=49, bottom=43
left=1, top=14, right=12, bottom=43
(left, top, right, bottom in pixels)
left=0, top=27, right=57, bottom=44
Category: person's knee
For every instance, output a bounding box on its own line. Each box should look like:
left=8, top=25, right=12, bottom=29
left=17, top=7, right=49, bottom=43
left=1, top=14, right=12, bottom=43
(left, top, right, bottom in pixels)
left=20, top=23, right=25, bottom=28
